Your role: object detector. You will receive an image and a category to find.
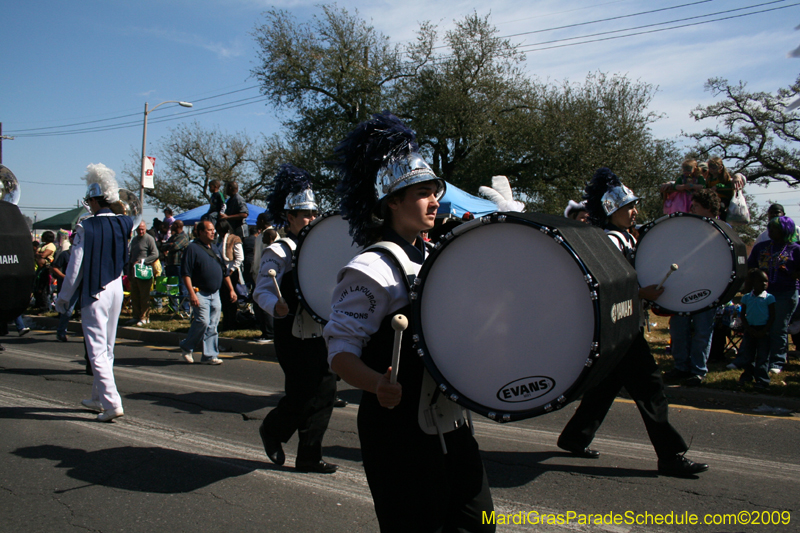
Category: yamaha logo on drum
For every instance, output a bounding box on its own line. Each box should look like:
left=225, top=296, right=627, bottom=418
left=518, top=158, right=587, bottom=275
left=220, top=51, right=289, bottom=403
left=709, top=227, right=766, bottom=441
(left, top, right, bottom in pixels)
left=681, top=289, right=711, bottom=304
left=0, top=255, right=20, bottom=265
left=497, top=376, right=555, bottom=403
left=610, top=299, right=633, bottom=323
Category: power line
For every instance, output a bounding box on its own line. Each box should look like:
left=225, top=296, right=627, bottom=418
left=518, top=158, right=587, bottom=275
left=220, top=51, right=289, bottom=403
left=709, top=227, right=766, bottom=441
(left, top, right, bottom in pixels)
left=518, top=2, right=799, bottom=53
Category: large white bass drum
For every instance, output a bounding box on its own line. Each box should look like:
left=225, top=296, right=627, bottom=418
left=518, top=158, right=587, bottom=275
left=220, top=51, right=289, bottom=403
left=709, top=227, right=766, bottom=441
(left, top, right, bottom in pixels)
left=410, top=212, right=642, bottom=422
left=293, top=212, right=362, bottom=324
left=633, top=213, right=746, bottom=315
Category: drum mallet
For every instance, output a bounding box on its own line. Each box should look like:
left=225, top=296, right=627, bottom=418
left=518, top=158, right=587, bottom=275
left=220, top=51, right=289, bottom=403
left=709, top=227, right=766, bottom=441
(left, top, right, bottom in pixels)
left=267, top=269, right=286, bottom=305
left=656, top=264, right=679, bottom=291
left=389, top=314, right=408, bottom=385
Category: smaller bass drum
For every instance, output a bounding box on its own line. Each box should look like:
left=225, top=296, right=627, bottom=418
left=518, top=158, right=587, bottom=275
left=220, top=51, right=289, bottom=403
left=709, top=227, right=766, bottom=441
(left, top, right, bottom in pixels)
left=633, top=213, right=746, bottom=315
left=293, top=212, right=362, bottom=324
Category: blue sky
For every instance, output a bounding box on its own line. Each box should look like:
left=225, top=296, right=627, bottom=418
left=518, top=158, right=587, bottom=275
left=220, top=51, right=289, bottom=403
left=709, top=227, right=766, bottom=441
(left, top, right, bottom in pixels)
left=3, top=0, right=800, bottom=227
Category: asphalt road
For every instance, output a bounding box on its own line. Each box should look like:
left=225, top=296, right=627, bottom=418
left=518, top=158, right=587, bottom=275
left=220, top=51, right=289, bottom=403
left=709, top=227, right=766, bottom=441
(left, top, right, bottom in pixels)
left=1, top=329, right=799, bottom=533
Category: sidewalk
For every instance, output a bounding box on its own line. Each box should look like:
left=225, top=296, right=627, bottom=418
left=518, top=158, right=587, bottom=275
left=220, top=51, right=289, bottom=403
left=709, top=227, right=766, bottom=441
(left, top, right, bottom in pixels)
left=26, top=316, right=799, bottom=416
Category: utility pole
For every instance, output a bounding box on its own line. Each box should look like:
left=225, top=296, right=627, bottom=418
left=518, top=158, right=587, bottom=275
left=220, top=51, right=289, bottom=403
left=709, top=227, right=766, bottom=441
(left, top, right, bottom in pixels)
left=0, top=122, right=16, bottom=165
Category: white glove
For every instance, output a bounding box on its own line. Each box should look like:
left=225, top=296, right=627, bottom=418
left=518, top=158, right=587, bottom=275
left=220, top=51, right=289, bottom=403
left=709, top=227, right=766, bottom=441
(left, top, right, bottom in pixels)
left=478, top=175, right=525, bottom=212
left=55, top=297, right=68, bottom=315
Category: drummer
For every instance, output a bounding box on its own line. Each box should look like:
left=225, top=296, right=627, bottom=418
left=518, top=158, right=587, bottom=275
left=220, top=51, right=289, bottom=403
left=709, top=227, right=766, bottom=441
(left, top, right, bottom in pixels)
left=557, top=167, right=709, bottom=478
left=252, top=164, right=338, bottom=474
left=323, top=111, right=495, bottom=532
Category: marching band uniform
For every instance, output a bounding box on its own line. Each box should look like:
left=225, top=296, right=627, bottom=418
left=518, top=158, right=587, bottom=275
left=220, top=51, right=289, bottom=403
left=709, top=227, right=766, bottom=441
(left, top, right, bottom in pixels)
left=324, top=112, right=494, bottom=532
left=56, top=164, right=133, bottom=422
left=253, top=165, right=337, bottom=474
left=557, top=168, right=708, bottom=477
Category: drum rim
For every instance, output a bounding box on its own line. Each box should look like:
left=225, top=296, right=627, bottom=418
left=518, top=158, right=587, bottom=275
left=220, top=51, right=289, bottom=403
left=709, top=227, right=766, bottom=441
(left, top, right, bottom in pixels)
left=410, top=212, right=604, bottom=423
left=292, top=211, right=345, bottom=325
left=633, top=212, right=742, bottom=316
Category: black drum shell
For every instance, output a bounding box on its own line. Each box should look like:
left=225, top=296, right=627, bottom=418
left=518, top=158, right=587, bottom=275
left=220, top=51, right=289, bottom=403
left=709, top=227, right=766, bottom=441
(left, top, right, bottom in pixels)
left=0, top=201, right=36, bottom=322
left=410, top=211, right=641, bottom=422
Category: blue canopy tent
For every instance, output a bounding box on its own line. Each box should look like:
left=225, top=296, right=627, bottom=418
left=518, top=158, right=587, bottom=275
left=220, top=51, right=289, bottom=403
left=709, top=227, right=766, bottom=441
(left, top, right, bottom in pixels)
left=174, top=203, right=266, bottom=226
left=437, top=181, right=497, bottom=218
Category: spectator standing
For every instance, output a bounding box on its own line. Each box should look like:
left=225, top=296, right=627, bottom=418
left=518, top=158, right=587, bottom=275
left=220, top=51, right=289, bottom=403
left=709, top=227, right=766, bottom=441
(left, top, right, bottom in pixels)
left=179, top=220, right=236, bottom=364
left=161, top=220, right=190, bottom=316
left=162, top=207, right=175, bottom=240
left=705, top=157, right=745, bottom=220
left=33, top=231, right=57, bottom=310
left=217, top=220, right=244, bottom=331
left=204, top=179, right=225, bottom=227
left=51, top=232, right=77, bottom=342
left=746, top=216, right=800, bottom=374
left=127, top=221, right=159, bottom=327
left=664, top=189, right=722, bottom=386
left=729, top=269, right=776, bottom=389
left=753, top=204, right=800, bottom=245
left=220, top=181, right=249, bottom=238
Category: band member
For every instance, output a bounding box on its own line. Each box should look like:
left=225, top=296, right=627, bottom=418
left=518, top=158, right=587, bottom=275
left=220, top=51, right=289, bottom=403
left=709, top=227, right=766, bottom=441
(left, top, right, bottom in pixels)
left=323, top=111, right=494, bottom=532
left=253, top=165, right=338, bottom=474
left=557, top=167, right=708, bottom=477
left=56, top=164, right=133, bottom=422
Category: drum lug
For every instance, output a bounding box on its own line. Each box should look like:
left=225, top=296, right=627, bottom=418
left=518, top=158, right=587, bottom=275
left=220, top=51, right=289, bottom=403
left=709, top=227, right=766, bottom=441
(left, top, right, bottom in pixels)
left=487, top=411, right=496, bottom=420
left=496, top=215, right=506, bottom=223
left=502, top=414, right=511, bottom=422
left=553, top=235, right=564, bottom=244
left=410, top=291, right=418, bottom=300
left=590, top=291, right=598, bottom=301
left=585, top=358, right=594, bottom=368
left=417, top=348, right=425, bottom=357
left=592, top=342, right=599, bottom=351
left=480, top=216, right=491, bottom=224
left=584, top=274, right=594, bottom=285
left=412, top=334, right=420, bottom=343
left=449, top=393, right=459, bottom=403
left=544, top=404, right=553, bottom=412
left=413, top=277, right=422, bottom=286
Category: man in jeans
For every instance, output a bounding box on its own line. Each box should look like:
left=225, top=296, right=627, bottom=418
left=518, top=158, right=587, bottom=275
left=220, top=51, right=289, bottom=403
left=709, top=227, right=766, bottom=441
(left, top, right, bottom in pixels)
left=179, top=220, right=237, bottom=364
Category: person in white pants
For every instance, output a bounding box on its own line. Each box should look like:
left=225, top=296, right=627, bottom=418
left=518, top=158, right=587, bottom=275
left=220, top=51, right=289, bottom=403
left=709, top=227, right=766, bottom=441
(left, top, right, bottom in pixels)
left=56, top=163, right=133, bottom=422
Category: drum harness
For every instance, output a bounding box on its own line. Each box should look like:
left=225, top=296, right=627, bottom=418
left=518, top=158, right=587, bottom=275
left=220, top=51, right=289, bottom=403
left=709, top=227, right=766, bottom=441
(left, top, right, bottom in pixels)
left=275, top=238, right=325, bottom=339
left=365, top=240, right=471, bottom=454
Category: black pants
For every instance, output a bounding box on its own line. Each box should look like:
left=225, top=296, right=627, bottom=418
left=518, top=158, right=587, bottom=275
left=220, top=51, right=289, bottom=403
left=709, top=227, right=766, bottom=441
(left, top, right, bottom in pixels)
left=261, top=323, right=335, bottom=462
left=559, top=332, right=687, bottom=461
left=358, top=397, right=495, bottom=533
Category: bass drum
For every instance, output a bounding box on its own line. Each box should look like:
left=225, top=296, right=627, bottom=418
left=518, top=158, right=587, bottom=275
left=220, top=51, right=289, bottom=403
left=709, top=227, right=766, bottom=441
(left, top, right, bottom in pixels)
left=410, top=212, right=641, bottom=422
left=633, top=213, right=746, bottom=315
left=293, top=212, right=362, bottom=324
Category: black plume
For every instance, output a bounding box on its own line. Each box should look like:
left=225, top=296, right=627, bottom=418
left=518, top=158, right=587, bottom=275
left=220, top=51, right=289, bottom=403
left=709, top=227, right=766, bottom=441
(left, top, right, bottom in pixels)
left=266, top=164, right=313, bottom=229
left=333, top=111, right=418, bottom=246
left=583, top=167, right=621, bottom=226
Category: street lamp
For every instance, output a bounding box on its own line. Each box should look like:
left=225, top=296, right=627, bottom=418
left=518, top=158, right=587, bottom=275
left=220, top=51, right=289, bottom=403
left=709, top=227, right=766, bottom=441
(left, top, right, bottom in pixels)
left=140, top=100, right=193, bottom=206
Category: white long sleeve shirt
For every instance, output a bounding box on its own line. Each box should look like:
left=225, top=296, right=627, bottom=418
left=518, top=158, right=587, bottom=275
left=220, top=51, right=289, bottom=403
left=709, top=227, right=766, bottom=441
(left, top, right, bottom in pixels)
left=253, top=240, right=293, bottom=317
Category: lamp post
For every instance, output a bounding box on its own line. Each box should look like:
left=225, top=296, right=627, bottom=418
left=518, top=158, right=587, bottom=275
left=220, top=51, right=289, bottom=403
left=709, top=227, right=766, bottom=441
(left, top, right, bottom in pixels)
left=140, top=100, right=193, bottom=206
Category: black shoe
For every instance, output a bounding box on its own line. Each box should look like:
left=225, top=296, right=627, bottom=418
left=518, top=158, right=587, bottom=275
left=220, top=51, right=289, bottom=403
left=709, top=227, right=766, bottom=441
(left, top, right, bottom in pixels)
left=295, top=460, right=338, bottom=474
left=683, top=375, right=704, bottom=387
left=657, top=455, right=709, bottom=477
left=259, top=424, right=285, bottom=466
left=557, top=442, right=600, bottom=459
left=0, top=344, right=5, bottom=351
left=333, top=396, right=348, bottom=408
left=56, top=334, right=68, bottom=342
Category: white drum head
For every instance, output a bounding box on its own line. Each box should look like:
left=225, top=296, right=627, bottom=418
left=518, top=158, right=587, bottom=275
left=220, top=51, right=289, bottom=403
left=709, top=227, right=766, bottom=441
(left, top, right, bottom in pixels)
left=635, top=216, right=733, bottom=313
left=417, top=222, right=595, bottom=415
left=295, top=214, right=362, bottom=323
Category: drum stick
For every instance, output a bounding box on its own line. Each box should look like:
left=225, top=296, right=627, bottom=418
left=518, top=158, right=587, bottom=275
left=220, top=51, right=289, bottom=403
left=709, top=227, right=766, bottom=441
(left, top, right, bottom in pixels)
left=389, top=314, right=408, bottom=385
left=656, top=264, right=679, bottom=291
left=267, top=269, right=283, bottom=300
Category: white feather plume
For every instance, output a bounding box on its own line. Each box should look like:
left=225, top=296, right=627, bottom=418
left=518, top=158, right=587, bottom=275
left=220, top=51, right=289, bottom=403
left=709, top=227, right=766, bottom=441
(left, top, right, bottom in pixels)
left=479, top=175, right=525, bottom=212
left=84, top=163, right=120, bottom=203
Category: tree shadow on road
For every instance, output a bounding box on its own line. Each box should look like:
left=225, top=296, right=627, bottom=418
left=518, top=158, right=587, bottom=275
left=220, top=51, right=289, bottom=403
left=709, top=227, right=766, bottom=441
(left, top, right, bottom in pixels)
left=11, top=444, right=263, bottom=494
left=0, top=406, right=97, bottom=422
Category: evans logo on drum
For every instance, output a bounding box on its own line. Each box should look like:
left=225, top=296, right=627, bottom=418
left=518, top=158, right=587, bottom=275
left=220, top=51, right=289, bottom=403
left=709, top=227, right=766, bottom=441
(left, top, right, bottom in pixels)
left=681, top=289, right=711, bottom=304
left=610, top=299, right=634, bottom=323
left=497, top=376, right=555, bottom=403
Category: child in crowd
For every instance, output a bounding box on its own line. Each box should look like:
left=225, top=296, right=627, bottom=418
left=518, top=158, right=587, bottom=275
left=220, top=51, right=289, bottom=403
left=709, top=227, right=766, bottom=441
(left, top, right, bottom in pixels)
left=205, top=179, right=226, bottom=227
left=730, top=269, right=776, bottom=389
left=663, top=160, right=705, bottom=214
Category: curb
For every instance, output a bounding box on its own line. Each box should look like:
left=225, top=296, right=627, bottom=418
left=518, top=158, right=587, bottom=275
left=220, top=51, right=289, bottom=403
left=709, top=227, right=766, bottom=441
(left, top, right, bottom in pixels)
left=29, top=316, right=276, bottom=361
